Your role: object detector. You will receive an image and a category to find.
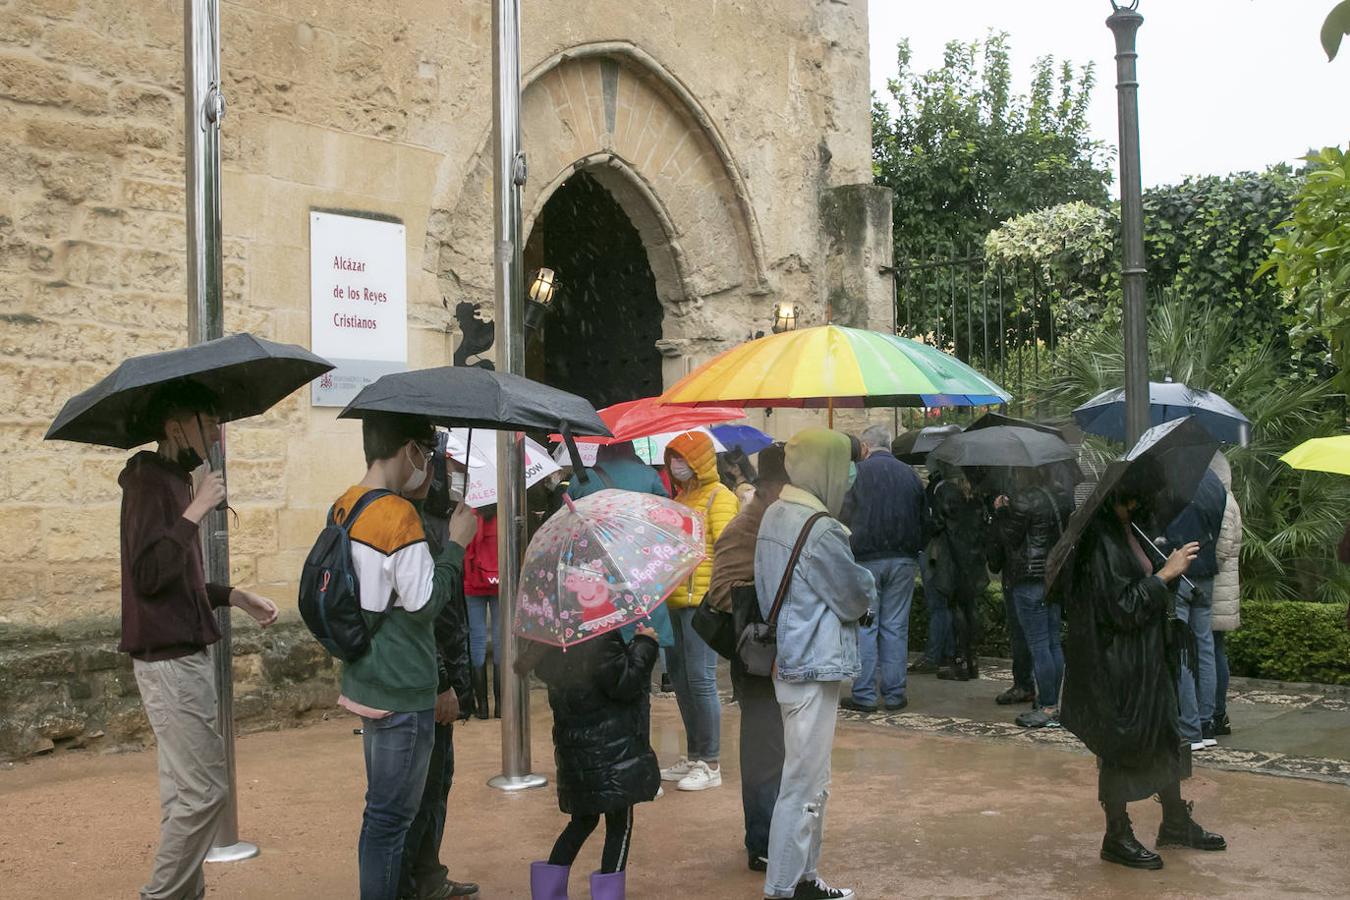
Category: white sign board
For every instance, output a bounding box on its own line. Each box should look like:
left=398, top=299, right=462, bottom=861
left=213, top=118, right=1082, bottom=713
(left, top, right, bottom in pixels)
left=309, top=211, right=408, bottom=406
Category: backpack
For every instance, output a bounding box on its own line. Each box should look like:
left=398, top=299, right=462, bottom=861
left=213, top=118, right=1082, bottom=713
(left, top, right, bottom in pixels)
left=298, top=488, right=393, bottom=662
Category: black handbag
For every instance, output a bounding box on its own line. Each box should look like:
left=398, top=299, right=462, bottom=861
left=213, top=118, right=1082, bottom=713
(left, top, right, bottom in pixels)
left=735, top=512, right=828, bottom=677
left=692, top=593, right=738, bottom=661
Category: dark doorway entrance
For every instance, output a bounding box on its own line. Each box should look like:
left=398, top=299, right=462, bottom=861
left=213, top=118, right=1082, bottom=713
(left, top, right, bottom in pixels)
left=525, top=171, right=665, bottom=409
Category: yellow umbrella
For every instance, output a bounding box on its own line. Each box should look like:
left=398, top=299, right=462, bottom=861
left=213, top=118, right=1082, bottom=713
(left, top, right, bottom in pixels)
left=1280, top=435, right=1350, bottom=476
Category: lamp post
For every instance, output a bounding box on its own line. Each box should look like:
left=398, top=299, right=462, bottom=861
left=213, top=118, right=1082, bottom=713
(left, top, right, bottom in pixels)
left=771, top=302, right=798, bottom=334
left=183, top=0, right=257, bottom=862
left=523, top=267, right=558, bottom=331
left=1108, top=0, right=1151, bottom=445
left=488, top=0, right=547, bottom=793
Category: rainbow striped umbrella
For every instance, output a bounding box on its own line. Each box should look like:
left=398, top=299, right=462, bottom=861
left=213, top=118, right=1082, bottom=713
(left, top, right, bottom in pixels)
left=660, top=325, right=1010, bottom=408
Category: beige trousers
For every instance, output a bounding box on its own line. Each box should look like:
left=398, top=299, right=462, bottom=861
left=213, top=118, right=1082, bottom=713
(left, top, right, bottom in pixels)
left=133, top=650, right=229, bottom=900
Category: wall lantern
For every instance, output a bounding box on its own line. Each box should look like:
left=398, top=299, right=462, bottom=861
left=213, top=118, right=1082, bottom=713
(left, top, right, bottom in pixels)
left=524, top=267, right=558, bottom=331
left=771, top=302, right=797, bottom=334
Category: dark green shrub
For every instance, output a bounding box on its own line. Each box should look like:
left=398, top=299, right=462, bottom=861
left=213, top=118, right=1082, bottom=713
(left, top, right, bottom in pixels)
left=1226, top=600, right=1350, bottom=685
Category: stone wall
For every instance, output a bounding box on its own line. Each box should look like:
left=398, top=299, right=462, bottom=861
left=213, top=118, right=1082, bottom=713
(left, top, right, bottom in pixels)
left=0, top=0, right=888, bottom=753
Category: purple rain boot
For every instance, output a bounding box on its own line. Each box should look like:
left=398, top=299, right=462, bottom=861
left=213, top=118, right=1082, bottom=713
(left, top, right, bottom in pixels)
left=530, top=861, right=570, bottom=900
left=589, top=869, right=626, bottom=900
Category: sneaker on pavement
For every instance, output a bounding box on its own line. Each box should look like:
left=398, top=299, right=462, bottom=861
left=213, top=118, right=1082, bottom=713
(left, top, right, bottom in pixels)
left=655, top=786, right=664, bottom=798
left=1189, top=740, right=1207, bottom=752
left=748, top=854, right=768, bottom=872
left=660, top=756, right=694, bottom=782
left=676, top=760, right=722, bottom=791
left=1213, top=713, right=1232, bottom=736
left=1016, top=708, right=1059, bottom=729
left=790, top=878, right=854, bottom=899
left=883, top=698, right=909, bottom=712
left=839, top=698, right=877, bottom=714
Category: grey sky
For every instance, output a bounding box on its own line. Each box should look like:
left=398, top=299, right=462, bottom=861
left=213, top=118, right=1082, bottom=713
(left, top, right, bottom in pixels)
left=869, top=0, right=1347, bottom=190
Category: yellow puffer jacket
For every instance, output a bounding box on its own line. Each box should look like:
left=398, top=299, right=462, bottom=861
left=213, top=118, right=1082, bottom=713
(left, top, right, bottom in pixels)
left=666, top=431, right=740, bottom=609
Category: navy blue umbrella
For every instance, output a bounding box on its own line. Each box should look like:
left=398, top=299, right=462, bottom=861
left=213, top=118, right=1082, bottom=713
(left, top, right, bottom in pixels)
left=710, top=423, right=774, bottom=455
left=1072, top=380, right=1250, bottom=445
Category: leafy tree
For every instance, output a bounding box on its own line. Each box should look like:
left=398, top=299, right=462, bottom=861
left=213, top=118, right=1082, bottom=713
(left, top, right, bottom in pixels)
left=872, top=32, right=1113, bottom=263
left=1259, top=147, right=1350, bottom=387
left=1324, top=0, right=1350, bottom=60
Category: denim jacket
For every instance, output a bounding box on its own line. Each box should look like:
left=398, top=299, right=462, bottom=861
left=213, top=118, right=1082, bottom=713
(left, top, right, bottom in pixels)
left=754, top=486, right=876, bottom=683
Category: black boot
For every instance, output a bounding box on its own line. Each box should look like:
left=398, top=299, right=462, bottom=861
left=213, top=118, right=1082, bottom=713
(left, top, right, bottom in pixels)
left=1100, top=802, right=1163, bottom=870
left=1158, top=799, right=1227, bottom=851
left=491, top=664, right=502, bottom=719
left=472, top=665, right=490, bottom=720
left=966, top=657, right=979, bottom=679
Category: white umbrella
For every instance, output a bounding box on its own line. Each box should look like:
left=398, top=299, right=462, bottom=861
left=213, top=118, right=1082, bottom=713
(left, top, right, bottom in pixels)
left=552, top=440, right=600, bottom=468
left=444, top=428, right=559, bottom=508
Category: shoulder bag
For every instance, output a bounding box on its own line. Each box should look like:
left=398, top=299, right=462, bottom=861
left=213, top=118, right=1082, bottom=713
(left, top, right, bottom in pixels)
left=735, top=511, right=828, bottom=677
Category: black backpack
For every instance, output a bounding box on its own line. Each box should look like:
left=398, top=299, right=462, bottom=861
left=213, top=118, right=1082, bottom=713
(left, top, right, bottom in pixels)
left=298, top=488, right=393, bottom=662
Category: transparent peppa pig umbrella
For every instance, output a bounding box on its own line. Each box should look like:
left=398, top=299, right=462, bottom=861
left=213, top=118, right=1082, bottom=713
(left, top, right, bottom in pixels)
left=513, top=489, right=707, bottom=648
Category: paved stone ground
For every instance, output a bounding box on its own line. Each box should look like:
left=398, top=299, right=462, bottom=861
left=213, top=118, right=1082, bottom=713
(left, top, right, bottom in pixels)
left=2, top=682, right=1348, bottom=899
left=827, top=660, right=1350, bottom=787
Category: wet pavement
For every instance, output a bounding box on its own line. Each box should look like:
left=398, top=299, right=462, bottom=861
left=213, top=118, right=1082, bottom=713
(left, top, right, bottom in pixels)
left=841, top=660, right=1350, bottom=787
left=2, top=681, right=1348, bottom=899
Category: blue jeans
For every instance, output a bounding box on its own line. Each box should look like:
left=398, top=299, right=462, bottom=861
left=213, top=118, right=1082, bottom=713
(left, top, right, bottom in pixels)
left=852, top=557, right=917, bottom=706
left=1213, top=629, right=1230, bottom=719
left=667, top=606, right=722, bottom=762
left=1011, top=581, right=1063, bottom=709
left=921, top=551, right=954, bottom=663
left=360, top=709, right=435, bottom=900
left=466, top=595, right=500, bottom=668
left=1175, top=578, right=1217, bottom=741
left=399, top=721, right=455, bottom=897
left=1004, top=582, right=1034, bottom=692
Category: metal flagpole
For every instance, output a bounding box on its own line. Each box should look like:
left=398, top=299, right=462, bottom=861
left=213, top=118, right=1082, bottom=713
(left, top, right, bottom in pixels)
left=184, top=0, right=257, bottom=862
left=488, top=0, right=546, bottom=793
left=1108, top=0, right=1151, bottom=446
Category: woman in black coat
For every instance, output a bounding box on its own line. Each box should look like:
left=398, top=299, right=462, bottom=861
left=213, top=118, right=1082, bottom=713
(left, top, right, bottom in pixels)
left=1059, top=483, right=1226, bottom=870
left=517, top=627, right=661, bottom=900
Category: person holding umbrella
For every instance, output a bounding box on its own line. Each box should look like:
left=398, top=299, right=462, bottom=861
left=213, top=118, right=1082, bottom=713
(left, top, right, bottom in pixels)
left=1050, top=419, right=1227, bottom=871
left=118, top=382, right=281, bottom=899
left=46, top=333, right=334, bottom=900
left=511, top=489, right=708, bottom=900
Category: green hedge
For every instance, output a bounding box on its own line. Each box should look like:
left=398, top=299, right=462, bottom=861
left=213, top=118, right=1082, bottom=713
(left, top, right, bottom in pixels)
left=906, top=586, right=1350, bottom=686
left=1226, top=600, right=1350, bottom=686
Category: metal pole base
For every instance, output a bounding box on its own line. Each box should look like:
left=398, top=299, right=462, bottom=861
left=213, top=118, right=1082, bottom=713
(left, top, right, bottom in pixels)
left=205, top=841, right=260, bottom=863
left=488, top=773, right=548, bottom=792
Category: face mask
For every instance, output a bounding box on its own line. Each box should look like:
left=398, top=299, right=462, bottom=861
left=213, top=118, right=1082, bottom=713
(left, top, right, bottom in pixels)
left=848, top=462, right=858, bottom=489
left=669, top=458, right=695, bottom=482
left=404, top=444, right=430, bottom=493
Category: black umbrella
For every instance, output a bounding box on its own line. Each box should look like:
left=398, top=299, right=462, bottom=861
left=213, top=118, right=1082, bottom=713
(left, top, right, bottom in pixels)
left=338, top=366, right=610, bottom=437
left=930, top=425, right=1076, bottom=469
left=1045, top=417, right=1220, bottom=594
left=966, top=411, right=1065, bottom=438
left=891, top=424, right=962, bottom=464
left=45, top=333, right=334, bottom=449
left=1073, top=379, right=1250, bottom=445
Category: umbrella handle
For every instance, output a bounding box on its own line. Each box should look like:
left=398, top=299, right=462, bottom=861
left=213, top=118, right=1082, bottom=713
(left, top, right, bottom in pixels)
left=561, top=422, right=589, bottom=484
left=1129, top=523, right=1195, bottom=591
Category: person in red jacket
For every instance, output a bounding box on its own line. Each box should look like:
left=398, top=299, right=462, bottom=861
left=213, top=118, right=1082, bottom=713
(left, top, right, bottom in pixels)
left=464, top=506, right=501, bottom=718
left=119, top=382, right=279, bottom=900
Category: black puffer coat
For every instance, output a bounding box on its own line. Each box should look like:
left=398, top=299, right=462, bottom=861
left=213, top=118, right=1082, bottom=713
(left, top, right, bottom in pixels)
left=535, top=632, right=661, bottom=816
left=995, top=486, right=1073, bottom=583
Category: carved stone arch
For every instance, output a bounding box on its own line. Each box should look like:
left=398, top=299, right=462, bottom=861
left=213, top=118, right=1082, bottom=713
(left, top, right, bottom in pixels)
left=432, top=41, right=768, bottom=316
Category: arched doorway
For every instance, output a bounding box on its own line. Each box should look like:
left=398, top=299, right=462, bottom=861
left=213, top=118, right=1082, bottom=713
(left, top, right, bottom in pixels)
left=524, top=170, right=665, bottom=408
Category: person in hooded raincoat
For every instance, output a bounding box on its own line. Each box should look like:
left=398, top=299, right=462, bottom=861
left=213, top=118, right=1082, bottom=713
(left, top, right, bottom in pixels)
left=661, top=430, right=740, bottom=792
left=755, top=428, right=874, bottom=900
left=1058, top=465, right=1227, bottom=871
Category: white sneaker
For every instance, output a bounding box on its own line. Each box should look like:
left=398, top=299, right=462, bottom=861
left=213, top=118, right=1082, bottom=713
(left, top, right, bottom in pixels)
left=1190, top=740, right=1207, bottom=752
left=660, top=756, right=694, bottom=782
left=655, top=786, right=664, bottom=798
left=1202, top=737, right=1218, bottom=747
left=676, top=760, right=722, bottom=791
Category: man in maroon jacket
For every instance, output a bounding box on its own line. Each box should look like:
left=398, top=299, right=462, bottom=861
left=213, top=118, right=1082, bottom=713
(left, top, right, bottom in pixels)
left=120, top=383, right=278, bottom=900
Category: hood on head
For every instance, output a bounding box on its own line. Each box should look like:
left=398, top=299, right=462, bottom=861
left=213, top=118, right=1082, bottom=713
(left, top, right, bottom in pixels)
left=665, top=430, right=718, bottom=486
left=785, top=428, right=852, bottom=516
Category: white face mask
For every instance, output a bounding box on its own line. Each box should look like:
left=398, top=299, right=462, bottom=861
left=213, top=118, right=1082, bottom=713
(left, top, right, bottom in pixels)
left=669, top=458, right=695, bottom=483
left=403, top=443, right=430, bottom=493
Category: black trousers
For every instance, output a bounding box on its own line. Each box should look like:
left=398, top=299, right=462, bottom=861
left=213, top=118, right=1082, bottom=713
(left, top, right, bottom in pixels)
left=549, top=807, right=634, bottom=873
left=950, top=586, right=980, bottom=664
left=400, top=722, right=455, bottom=898
left=731, top=661, right=784, bottom=858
